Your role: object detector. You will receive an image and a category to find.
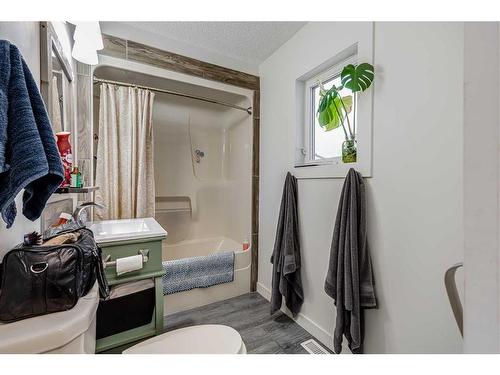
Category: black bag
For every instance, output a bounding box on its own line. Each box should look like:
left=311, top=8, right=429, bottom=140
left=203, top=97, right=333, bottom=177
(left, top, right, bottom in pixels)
left=0, top=225, right=109, bottom=322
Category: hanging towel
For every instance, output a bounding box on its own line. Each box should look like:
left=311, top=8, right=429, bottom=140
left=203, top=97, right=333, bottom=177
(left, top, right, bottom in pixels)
left=270, top=172, right=304, bottom=317
left=162, top=251, right=235, bottom=295
left=0, top=40, right=64, bottom=228
left=324, top=168, right=376, bottom=354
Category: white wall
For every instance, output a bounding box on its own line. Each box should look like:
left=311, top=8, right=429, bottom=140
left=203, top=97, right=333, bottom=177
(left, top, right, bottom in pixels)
left=258, top=22, right=464, bottom=353
left=463, top=22, right=500, bottom=353
left=0, top=22, right=41, bottom=258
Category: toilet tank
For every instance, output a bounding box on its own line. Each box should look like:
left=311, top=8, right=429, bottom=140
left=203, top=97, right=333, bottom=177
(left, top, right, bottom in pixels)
left=0, top=283, right=99, bottom=354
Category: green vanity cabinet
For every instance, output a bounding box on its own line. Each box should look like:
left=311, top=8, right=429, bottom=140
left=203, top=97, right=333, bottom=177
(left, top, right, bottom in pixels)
left=95, top=236, right=165, bottom=353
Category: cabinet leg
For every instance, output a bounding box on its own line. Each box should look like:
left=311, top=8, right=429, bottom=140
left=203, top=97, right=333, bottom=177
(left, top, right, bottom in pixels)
left=154, top=277, right=164, bottom=334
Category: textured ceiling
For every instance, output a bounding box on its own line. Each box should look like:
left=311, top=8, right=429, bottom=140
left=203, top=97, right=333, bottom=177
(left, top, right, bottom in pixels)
left=106, top=22, right=306, bottom=65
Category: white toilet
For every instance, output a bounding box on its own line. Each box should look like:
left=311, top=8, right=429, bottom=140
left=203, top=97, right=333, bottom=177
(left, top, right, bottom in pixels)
left=0, top=283, right=246, bottom=354
left=0, top=283, right=99, bottom=354
left=124, top=325, right=247, bottom=354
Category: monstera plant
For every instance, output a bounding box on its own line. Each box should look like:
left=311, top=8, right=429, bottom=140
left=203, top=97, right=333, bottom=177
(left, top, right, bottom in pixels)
left=317, top=62, right=374, bottom=163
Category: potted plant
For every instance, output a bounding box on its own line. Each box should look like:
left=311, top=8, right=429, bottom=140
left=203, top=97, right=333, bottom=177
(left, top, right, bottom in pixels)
left=317, top=62, right=374, bottom=163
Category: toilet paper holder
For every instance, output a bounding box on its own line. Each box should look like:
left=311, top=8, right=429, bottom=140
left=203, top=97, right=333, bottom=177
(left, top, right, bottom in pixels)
left=103, top=249, right=150, bottom=268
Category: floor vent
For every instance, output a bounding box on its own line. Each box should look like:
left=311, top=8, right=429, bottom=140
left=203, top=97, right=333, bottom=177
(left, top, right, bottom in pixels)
left=300, top=339, right=329, bottom=354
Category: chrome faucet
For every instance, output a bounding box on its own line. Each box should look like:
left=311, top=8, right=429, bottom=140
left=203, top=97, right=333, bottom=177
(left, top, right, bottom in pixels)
left=73, top=202, right=105, bottom=226
left=194, top=149, right=205, bottom=163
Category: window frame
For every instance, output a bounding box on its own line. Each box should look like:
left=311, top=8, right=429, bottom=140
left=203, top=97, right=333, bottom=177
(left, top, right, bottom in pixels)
left=291, top=26, right=374, bottom=179
left=303, top=54, right=358, bottom=166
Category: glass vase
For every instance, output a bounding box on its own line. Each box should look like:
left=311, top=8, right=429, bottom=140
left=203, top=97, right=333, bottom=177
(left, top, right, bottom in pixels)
left=342, top=139, right=357, bottom=163
left=56, top=131, right=73, bottom=187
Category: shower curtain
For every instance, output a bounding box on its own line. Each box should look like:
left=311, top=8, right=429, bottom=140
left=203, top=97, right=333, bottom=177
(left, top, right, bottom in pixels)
left=94, top=83, right=155, bottom=220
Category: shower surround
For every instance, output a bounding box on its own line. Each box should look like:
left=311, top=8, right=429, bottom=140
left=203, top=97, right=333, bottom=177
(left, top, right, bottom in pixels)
left=95, top=35, right=261, bottom=292
left=93, top=48, right=256, bottom=314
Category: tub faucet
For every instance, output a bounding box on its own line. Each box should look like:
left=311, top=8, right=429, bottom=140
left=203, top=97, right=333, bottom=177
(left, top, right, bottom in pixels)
left=73, top=202, right=105, bottom=226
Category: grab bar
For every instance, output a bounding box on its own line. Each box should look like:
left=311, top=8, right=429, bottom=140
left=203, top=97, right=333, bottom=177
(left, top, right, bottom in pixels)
left=103, top=249, right=149, bottom=268
left=444, top=262, right=463, bottom=337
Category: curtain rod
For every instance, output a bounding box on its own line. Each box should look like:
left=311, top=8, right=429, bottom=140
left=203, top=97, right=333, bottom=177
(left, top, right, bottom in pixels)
left=93, top=77, right=252, bottom=115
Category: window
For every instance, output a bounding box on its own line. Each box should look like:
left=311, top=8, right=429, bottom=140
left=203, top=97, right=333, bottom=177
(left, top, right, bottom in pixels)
left=303, top=55, right=357, bottom=165
left=293, top=33, right=374, bottom=179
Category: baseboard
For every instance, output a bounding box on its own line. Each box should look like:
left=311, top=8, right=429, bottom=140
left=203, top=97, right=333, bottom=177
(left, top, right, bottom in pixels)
left=292, top=311, right=335, bottom=352
left=256, top=282, right=271, bottom=300
left=255, top=282, right=348, bottom=353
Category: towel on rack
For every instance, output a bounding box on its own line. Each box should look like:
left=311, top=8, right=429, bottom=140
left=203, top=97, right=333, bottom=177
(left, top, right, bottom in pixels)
left=0, top=40, right=64, bottom=228
left=162, top=251, right=235, bottom=295
left=324, top=168, right=376, bottom=354
left=270, top=172, right=304, bottom=317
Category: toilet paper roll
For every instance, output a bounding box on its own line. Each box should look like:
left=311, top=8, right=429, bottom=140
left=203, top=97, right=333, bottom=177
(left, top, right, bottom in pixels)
left=116, top=255, right=143, bottom=276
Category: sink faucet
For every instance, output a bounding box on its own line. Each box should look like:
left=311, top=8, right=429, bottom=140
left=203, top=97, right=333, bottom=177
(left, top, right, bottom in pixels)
left=73, top=202, right=105, bottom=226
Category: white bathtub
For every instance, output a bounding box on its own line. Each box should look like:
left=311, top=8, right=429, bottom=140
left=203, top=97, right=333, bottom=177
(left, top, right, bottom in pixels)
left=162, top=237, right=251, bottom=316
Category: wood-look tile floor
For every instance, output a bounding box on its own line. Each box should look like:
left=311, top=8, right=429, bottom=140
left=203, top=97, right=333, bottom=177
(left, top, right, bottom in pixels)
left=102, top=293, right=329, bottom=354
left=164, top=292, right=326, bottom=354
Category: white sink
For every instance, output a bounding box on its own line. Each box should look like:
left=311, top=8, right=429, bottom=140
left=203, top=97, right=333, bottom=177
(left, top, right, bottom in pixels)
left=88, top=218, right=167, bottom=244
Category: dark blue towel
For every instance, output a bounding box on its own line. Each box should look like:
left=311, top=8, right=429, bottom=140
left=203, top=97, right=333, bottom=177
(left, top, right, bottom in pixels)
left=0, top=40, right=64, bottom=228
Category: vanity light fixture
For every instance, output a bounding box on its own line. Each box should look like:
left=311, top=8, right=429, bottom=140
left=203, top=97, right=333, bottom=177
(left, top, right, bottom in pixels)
left=72, top=37, right=98, bottom=65
left=71, top=22, right=103, bottom=65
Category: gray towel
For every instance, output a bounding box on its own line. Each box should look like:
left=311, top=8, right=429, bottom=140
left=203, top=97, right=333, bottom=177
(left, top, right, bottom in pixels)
left=270, top=172, right=304, bottom=317
left=324, top=168, right=376, bottom=354
left=162, top=251, right=235, bottom=295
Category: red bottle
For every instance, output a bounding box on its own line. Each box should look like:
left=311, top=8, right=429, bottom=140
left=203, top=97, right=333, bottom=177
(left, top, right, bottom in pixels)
left=56, top=132, right=73, bottom=187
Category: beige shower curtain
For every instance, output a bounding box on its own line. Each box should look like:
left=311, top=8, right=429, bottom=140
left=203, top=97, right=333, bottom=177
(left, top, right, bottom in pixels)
left=95, top=83, right=155, bottom=220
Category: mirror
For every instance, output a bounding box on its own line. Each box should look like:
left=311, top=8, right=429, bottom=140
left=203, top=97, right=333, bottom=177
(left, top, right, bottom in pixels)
left=50, top=49, right=65, bottom=133
left=40, top=21, right=74, bottom=135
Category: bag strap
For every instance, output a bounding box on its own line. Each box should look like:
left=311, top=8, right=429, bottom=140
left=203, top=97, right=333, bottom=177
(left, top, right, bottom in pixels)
left=93, top=246, right=110, bottom=299
left=65, top=227, right=110, bottom=299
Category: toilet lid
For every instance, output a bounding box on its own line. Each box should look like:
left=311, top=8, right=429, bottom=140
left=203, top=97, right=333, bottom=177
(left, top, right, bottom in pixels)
left=124, top=325, right=244, bottom=354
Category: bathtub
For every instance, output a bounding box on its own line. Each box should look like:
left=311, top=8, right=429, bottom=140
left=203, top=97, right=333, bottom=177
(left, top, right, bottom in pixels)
left=162, top=237, right=251, bottom=316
